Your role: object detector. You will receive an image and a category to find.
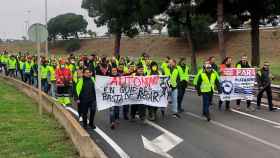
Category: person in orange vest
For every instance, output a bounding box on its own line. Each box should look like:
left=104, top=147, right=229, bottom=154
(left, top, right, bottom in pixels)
left=219, top=57, right=233, bottom=111
left=55, top=59, right=72, bottom=106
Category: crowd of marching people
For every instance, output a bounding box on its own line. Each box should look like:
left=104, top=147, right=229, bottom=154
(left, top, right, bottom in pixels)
left=0, top=50, right=277, bottom=130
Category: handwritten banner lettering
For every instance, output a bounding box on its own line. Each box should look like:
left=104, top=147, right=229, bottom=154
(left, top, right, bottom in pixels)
left=95, top=75, right=169, bottom=111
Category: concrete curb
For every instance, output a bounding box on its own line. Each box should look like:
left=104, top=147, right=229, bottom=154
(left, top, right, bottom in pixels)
left=0, top=75, right=107, bottom=158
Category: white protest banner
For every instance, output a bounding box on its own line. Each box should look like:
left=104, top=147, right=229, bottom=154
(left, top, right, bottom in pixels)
left=95, top=75, right=169, bottom=111
left=220, top=68, right=256, bottom=101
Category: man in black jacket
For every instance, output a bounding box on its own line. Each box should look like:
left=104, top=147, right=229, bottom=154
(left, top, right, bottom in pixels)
left=257, top=62, right=277, bottom=111
left=75, top=68, right=97, bottom=129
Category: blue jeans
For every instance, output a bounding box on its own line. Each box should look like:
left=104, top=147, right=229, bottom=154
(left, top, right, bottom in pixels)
left=50, top=81, right=56, bottom=97
left=171, top=89, right=178, bottom=113
left=202, top=93, right=211, bottom=114
left=41, top=79, right=49, bottom=93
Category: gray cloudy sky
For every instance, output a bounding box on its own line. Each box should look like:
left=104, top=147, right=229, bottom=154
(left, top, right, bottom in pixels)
left=0, top=0, right=107, bottom=39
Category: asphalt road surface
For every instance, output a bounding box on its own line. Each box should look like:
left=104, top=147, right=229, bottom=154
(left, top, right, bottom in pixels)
left=67, top=90, right=280, bottom=158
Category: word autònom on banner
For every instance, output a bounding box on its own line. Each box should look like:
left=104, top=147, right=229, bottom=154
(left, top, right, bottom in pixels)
left=220, top=68, right=256, bottom=101
left=95, top=75, right=170, bottom=111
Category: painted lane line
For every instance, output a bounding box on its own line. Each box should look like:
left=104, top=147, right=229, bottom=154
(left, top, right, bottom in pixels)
left=185, top=112, right=280, bottom=151
left=65, top=107, right=130, bottom=158
left=185, top=88, right=280, bottom=110
left=230, top=109, right=280, bottom=127
left=141, top=120, right=183, bottom=158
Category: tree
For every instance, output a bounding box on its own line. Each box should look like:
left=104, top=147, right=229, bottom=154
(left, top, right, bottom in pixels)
left=217, top=0, right=226, bottom=60
left=87, top=29, right=97, bottom=39
left=167, top=0, right=207, bottom=73
left=82, top=0, right=170, bottom=56
left=226, top=0, right=277, bottom=66
left=21, top=36, right=27, bottom=41
left=47, top=13, right=88, bottom=41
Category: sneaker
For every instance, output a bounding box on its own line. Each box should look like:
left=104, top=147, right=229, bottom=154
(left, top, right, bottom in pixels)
left=269, top=108, right=277, bottom=112
left=89, top=124, right=96, bottom=129
left=79, top=117, right=83, bottom=122
left=172, top=113, right=181, bottom=119
left=235, top=105, right=241, bottom=110
left=178, top=108, right=185, bottom=113
left=110, top=123, right=116, bottom=130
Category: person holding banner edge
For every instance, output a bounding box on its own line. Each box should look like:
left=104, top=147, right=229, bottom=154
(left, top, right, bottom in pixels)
left=235, top=55, right=254, bottom=111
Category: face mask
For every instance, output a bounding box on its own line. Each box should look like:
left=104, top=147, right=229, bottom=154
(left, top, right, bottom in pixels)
left=61, top=64, right=65, bottom=68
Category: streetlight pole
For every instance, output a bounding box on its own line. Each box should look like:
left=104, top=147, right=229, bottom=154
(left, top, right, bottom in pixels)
left=45, top=0, right=49, bottom=57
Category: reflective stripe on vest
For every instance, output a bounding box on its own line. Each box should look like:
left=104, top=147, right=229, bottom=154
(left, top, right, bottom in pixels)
left=177, top=65, right=189, bottom=81
left=48, top=66, right=56, bottom=81
left=8, top=59, right=17, bottom=69
left=25, top=62, right=32, bottom=73
left=200, top=72, right=217, bottom=93
left=76, top=77, right=95, bottom=97
left=40, top=66, right=49, bottom=79
left=170, top=68, right=179, bottom=88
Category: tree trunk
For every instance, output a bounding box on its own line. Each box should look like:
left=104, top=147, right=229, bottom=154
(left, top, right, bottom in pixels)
left=114, top=33, right=121, bottom=57
left=217, top=0, right=226, bottom=61
left=251, top=13, right=260, bottom=66
left=186, top=12, right=197, bottom=74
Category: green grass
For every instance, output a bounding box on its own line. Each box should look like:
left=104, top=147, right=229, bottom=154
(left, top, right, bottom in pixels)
left=0, top=79, right=78, bottom=158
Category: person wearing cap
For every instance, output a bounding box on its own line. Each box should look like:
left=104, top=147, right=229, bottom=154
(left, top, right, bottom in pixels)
left=23, top=56, right=33, bottom=85
left=130, top=63, right=147, bottom=122
left=31, top=57, right=38, bottom=87
left=196, top=63, right=220, bottom=121
left=74, top=68, right=96, bottom=129
left=169, top=59, right=181, bottom=118
left=1, top=51, right=9, bottom=76
left=256, top=62, right=277, bottom=111
left=235, top=55, right=253, bottom=111
left=177, top=58, right=190, bottom=113
left=147, top=61, right=164, bottom=121
left=109, top=65, right=121, bottom=129
left=7, top=55, right=17, bottom=78
left=48, top=60, right=57, bottom=97
left=56, top=59, right=72, bottom=106
left=118, top=63, right=130, bottom=120
left=218, top=57, right=233, bottom=111
left=19, top=56, right=26, bottom=81
left=40, top=58, right=50, bottom=93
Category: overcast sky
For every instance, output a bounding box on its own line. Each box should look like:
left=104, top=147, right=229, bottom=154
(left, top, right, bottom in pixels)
left=0, top=0, right=107, bottom=39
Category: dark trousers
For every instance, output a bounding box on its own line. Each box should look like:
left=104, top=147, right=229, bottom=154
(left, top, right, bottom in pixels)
left=148, top=107, right=157, bottom=118
left=131, top=104, right=146, bottom=120
left=257, top=85, right=273, bottom=110
left=236, top=99, right=251, bottom=108
left=24, top=73, right=32, bottom=85
left=41, top=79, right=49, bottom=93
left=81, top=101, right=96, bottom=127
left=122, top=105, right=129, bottom=119
left=20, top=70, right=24, bottom=81
left=219, top=100, right=230, bottom=110
left=110, top=106, right=120, bottom=123
left=202, top=93, right=211, bottom=115
left=177, top=81, right=187, bottom=111
left=8, top=69, right=16, bottom=78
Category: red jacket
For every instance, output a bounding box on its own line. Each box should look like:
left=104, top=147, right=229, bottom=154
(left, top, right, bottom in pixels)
left=55, top=67, right=72, bottom=86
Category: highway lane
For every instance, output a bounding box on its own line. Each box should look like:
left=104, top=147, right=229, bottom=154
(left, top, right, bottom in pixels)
left=67, top=91, right=280, bottom=158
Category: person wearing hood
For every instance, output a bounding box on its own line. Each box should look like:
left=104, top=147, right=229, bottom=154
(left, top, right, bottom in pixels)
left=257, top=62, right=277, bottom=111
left=74, top=68, right=96, bottom=129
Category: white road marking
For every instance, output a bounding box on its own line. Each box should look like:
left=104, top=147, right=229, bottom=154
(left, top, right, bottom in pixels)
left=185, top=112, right=280, bottom=151
left=65, top=107, right=130, bottom=158
left=141, top=120, right=183, bottom=158
left=230, top=109, right=280, bottom=127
